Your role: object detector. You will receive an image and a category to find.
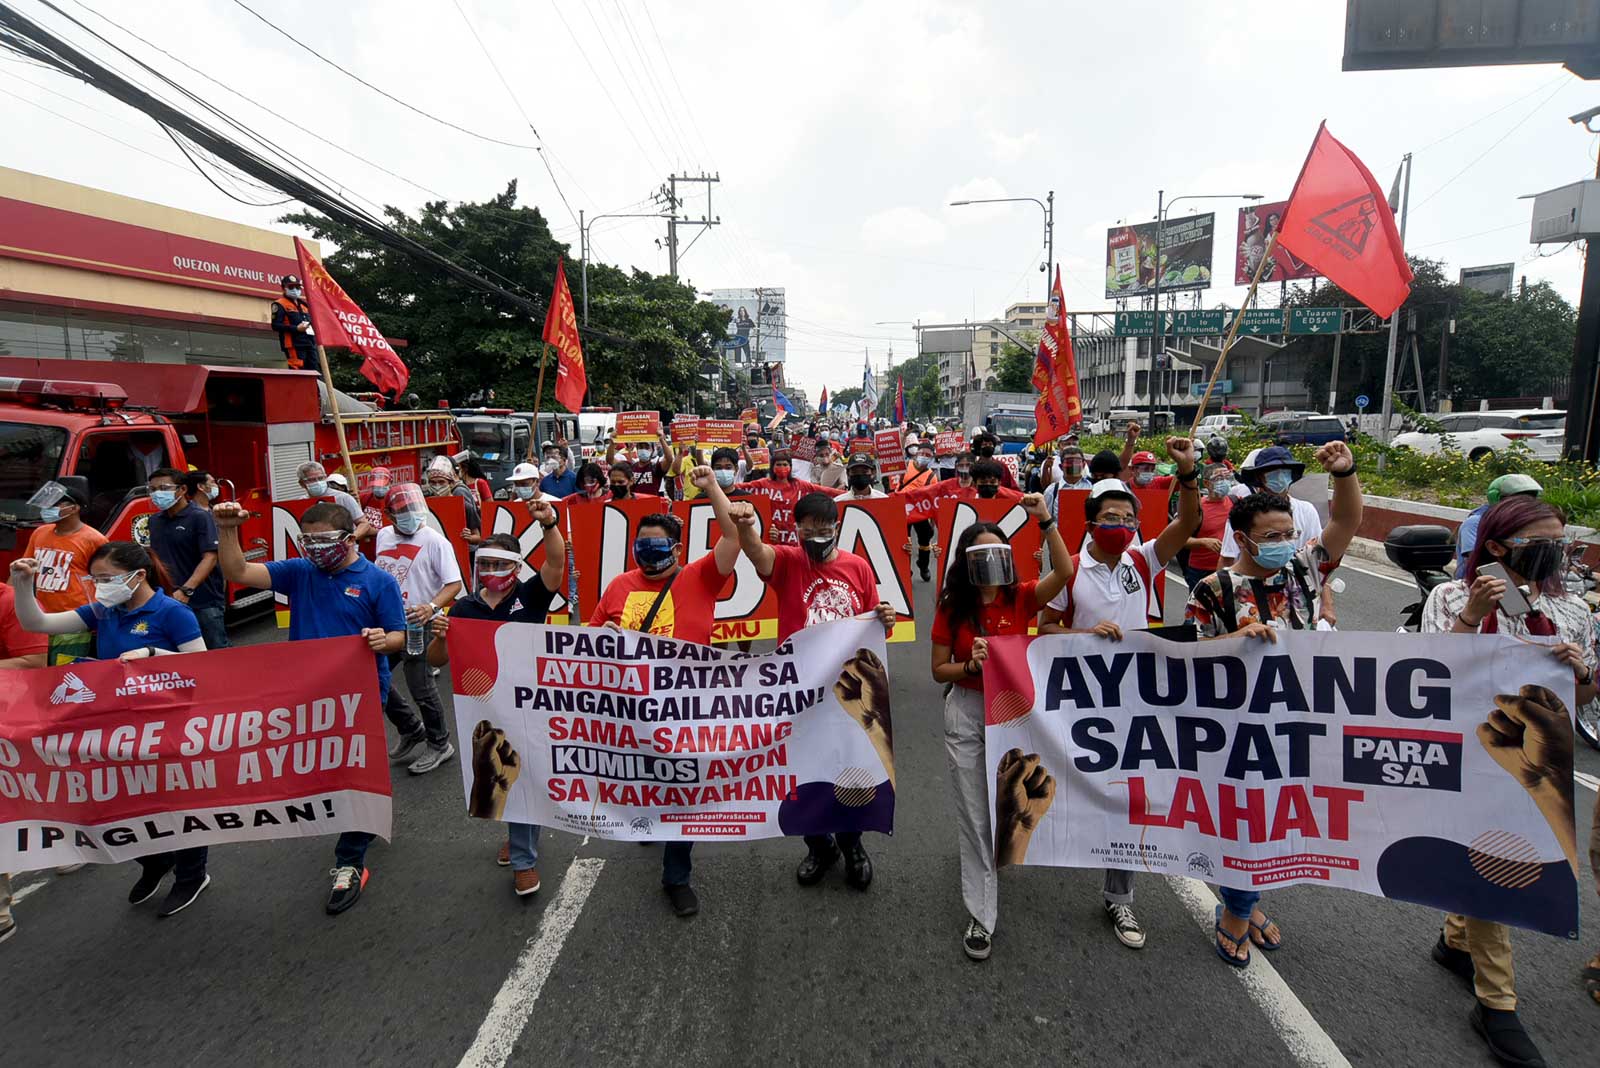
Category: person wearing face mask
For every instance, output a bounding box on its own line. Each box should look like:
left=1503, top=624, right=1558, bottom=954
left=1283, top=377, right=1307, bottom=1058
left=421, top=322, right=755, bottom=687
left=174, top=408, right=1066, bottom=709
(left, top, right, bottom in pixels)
left=215, top=500, right=406, bottom=915
left=898, top=444, right=939, bottom=581
left=425, top=456, right=483, bottom=547
left=147, top=467, right=230, bottom=652
left=969, top=431, right=1019, bottom=490
left=24, top=481, right=105, bottom=661
left=540, top=437, right=580, bottom=498
left=271, top=273, right=315, bottom=370
left=952, top=451, right=975, bottom=488
left=1180, top=462, right=1238, bottom=589
left=810, top=435, right=847, bottom=490
left=736, top=449, right=829, bottom=545
left=426, top=520, right=566, bottom=897
left=11, top=542, right=211, bottom=917
left=358, top=466, right=394, bottom=533
left=1037, top=438, right=1202, bottom=951
left=1217, top=448, right=1326, bottom=625
left=735, top=491, right=896, bottom=891
left=1415, top=493, right=1594, bottom=1068
left=931, top=495, right=1074, bottom=961
left=708, top=448, right=742, bottom=495
left=374, top=484, right=464, bottom=775
left=183, top=469, right=221, bottom=510
left=299, top=461, right=375, bottom=541
left=965, top=459, right=1022, bottom=503
left=506, top=462, right=559, bottom=504
left=1040, top=445, right=1091, bottom=529
left=837, top=453, right=887, bottom=500
left=1185, top=442, right=1363, bottom=969
left=1124, top=450, right=1175, bottom=494
left=589, top=468, right=746, bottom=919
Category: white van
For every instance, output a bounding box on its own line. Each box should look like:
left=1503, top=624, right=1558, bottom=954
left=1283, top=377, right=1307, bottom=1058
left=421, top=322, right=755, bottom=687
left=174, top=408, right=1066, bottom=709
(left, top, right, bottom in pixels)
left=1195, top=413, right=1244, bottom=436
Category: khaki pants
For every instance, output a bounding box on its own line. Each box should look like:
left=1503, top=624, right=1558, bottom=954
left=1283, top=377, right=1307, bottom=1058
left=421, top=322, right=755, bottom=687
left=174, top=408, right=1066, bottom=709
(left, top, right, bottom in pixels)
left=1443, top=912, right=1516, bottom=1010
left=0, top=872, right=12, bottom=927
left=943, top=685, right=997, bottom=932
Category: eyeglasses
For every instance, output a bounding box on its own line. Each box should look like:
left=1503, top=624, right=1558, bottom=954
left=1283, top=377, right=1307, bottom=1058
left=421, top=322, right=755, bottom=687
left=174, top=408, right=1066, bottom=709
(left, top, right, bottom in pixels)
left=1247, top=529, right=1301, bottom=545
left=1501, top=536, right=1574, bottom=549
left=298, top=534, right=348, bottom=548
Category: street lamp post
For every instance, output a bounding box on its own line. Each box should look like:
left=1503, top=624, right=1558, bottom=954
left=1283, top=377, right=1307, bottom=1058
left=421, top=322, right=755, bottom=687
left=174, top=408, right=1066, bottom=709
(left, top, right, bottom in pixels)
left=947, top=193, right=1054, bottom=303
left=1144, top=192, right=1263, bottom=428
left=581, top=209, right=666, bottom=326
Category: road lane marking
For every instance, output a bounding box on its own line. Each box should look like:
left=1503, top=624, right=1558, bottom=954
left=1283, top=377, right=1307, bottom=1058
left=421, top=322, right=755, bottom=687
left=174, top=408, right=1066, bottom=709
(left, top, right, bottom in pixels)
left=12, top=876, right=50, bottom=905
left=457, top=856, right=605, bottom=1068
left=1337, top=563, right=1415, bottom=588
left=1577, top=770, right=1598, bottom=792
left=1168, top=877, right=1353, bottom=1068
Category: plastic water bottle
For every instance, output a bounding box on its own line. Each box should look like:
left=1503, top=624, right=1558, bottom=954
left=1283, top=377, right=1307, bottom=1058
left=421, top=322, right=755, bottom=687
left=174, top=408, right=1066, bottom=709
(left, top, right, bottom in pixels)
left=405, top=610, right=428, bottom=657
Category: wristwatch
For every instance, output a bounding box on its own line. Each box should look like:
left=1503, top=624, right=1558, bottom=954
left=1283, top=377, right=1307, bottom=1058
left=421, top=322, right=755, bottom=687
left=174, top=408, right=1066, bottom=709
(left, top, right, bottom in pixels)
left=178, top=586, right=196, bottom=597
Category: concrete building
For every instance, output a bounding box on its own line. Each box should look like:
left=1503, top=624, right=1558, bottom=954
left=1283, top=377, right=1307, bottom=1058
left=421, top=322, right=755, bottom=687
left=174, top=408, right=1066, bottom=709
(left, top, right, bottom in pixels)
left=918, top=301, right=1048, bottom=417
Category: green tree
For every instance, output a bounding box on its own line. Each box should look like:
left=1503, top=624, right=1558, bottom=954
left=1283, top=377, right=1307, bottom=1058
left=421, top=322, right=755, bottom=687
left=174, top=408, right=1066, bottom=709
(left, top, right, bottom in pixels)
left=280, top=182, right=728, bottom=413
left=992, top=343, right=1035, bottom=393
left=831, top=386, right=864, bottom=411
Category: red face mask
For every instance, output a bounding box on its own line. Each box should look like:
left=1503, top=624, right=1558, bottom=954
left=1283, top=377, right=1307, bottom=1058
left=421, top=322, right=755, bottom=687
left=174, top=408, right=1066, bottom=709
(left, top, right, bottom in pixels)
left=479, top=571, right=517, bottom=593
left=1090, top=524, right=1136, bottom=556
left=771, top=463, right=791, bottom=480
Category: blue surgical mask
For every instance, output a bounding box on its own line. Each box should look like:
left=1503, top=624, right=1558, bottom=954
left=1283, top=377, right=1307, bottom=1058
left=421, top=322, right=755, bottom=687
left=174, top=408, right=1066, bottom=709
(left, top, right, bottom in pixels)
left=513, top=485, right=537, bottom=500
left=372, top=484, right=390, bottom=499
left=305, top=480, right=329, bottom=497
left=39, top=506, right=60, bottom=523
left=1263, top=470, right=1293, bottom=494
left=206, top=484, right=220, bottom=500
left=150, top=489, right=179, bottom=510
left=633, top=536, right=676, bottom=573
left=393, top=513, right=422, bottom=536
left=714, top=469, right=736, bottom=488
left=1250, top=539, right=1296, bottom=569
left=1211, top=479, right=1234, bottom=497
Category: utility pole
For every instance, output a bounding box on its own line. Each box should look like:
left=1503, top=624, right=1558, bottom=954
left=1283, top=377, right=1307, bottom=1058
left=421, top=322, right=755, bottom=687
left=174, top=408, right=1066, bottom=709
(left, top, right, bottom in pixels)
left=659, top=172, right=720, bottom=279
left=1378, top=152, right=1412, bottom=463
left=1147, top=190, right=1164, bottom=427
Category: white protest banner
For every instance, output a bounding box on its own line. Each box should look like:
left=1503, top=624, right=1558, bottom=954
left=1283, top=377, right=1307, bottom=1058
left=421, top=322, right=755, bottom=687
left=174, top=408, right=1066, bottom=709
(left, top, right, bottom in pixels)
left=447, top=618, right=894, bottom=841
left=983, top=630, right=1582, bottom=938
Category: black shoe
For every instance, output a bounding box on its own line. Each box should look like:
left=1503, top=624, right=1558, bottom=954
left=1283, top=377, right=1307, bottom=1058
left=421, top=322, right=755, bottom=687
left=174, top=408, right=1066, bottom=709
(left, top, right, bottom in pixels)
left=325, top=865, right=369, bottom=916
left=128, top=863, right=171, bottom=905
left=963, top=916, right=992, bottom=961
left=1469, top=1003, right=1546, bottom=1068
left=919, top=565, right=931, bottom=582
left=157, top=874, right=211, bottom=918
left=664, top=883, right=699, bottom=918
left=842, top=842, right=873, bottom=890
left=796, top=843, right=840, bottom=886
left=1432, top=931, right=1475, bottom=983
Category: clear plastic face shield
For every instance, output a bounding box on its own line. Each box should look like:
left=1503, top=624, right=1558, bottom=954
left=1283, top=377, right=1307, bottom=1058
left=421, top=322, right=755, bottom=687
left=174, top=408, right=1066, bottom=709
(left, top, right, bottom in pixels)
left=965, top=542, right=1016, bottom=587
left=387, top=483, right=429, bottom=535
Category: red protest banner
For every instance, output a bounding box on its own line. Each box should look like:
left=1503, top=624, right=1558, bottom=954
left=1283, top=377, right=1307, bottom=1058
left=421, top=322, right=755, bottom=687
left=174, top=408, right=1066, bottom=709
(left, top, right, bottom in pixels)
left=849, top=436, right=875, bottom=457
left=746, top=447, right=771, bottom=468
left=791, top=436, right=817, bottom=462
left=669, top=418, right=701, bottom=445
left=838, top=496, right=914, bottom=641
left=479, top=500, right=570, bottom=622
left=673, top=497, right=779, bottom=643
left=699, top=419, right=743, bottom=450
left=874, top=429, right=906, bottom=477
left=934, top=431, right=963, bottom=457
left=614, top=411, right=663, bottom=443
left=0, top=638, right=390, bottom=873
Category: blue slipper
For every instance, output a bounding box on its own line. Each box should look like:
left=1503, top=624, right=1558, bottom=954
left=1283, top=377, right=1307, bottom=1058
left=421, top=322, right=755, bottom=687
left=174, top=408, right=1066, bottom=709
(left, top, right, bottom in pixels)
left=1250, top=914, right=1283, bottom=952
left=1214, top=904, right=1250, bottom=968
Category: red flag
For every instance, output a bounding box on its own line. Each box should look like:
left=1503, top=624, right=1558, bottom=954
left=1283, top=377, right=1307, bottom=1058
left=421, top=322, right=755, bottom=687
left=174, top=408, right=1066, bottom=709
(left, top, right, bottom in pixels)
left=1031, top=270, right=1083, bottom=446
left=1275, top=123, right=1413, bottom=318
left=819, top=386, right=829, bottom=414
left=293, top=238, right=409, bottom=394
left=542, top=259, right=587, bottom=411
left=894, top=375, right=906, bottom=423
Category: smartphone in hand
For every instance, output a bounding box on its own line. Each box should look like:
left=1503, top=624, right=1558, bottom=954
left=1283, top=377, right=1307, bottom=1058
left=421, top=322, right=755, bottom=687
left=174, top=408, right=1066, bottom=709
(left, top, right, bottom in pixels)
left=1478, top=562, right=1532, bottom=617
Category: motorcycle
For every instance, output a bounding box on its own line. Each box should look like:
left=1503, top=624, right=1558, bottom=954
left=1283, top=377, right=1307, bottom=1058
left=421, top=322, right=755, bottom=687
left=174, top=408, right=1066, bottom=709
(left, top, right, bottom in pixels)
left=1384, top=524, right=1600, bottom=752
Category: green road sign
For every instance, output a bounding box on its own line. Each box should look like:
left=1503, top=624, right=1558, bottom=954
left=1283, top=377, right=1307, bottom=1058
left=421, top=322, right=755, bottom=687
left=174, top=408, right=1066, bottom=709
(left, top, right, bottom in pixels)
left=1114, top=311, right=1156, bottom=337
left=1288, top=307, right=1343, bottom=334
left=1237, top=308, right=1285, bottom=336
left=1169, top=309, right=1229, bottom=335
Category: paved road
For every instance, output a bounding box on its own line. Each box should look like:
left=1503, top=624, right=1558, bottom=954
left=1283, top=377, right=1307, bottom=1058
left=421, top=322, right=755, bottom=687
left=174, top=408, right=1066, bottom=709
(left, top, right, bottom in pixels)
left=6, top=562, right=1599, bottom=1067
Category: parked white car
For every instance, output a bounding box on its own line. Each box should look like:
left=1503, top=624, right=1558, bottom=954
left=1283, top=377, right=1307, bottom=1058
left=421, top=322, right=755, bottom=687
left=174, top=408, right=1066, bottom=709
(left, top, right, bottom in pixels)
left=1390, top=409, right=1565, bottom=461
left=1195, top=413, right=1245, bottom=436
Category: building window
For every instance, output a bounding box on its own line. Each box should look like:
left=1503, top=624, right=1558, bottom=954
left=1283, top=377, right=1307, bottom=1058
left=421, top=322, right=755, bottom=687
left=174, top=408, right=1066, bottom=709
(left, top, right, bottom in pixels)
left=989, top=342, right=998, bottom=355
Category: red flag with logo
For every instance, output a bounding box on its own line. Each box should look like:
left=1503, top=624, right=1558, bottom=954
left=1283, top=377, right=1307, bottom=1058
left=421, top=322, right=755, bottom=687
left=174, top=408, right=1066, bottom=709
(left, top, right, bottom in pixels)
left=1274, top=123, right=1413, bottom=319
left=293, top=238, right=409, bottom=394
left=1030, top=270, right=1082, bottom=445
left=894, top=375, right=906, bottom=423
left=542, top=259, right=587, bottom=411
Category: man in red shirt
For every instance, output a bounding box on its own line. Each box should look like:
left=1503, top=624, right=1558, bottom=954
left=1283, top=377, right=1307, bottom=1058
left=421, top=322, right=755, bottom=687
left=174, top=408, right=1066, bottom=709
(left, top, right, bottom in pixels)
left=735, top=448, right=829, bottom=545
left=735, top=491, right=896, bottom=891
left=588, top=465, right=744, bottom=918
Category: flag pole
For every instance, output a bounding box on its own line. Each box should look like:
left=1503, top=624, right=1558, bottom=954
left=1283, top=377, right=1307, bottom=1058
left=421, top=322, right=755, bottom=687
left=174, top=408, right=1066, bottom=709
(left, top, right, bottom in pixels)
left=1376, top=152, right=1412, bottom=470
left=1189, top=232, right=1278, bottom=436
left=311, top=343, right=359, bottom=489
left=529, top=341, right=551, bottom=462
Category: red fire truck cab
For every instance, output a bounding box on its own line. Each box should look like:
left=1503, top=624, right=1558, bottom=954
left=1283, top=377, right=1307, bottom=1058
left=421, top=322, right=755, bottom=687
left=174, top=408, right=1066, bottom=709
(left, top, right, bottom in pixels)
left=0, top=357, right=458, bottom=619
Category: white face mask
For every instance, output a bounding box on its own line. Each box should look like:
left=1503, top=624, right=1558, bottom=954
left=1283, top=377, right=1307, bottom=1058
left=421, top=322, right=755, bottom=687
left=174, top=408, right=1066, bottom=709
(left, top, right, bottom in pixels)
left=513, top=484, right=536, bottom=500
left=94, top=571, right=142, bottom=607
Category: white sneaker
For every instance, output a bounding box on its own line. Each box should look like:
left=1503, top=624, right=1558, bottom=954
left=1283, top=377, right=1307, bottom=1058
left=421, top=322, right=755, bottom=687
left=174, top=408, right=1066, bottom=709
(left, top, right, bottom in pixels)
left=408, top=741, right=456, bottom=775
left=1106, top=901, right=1146, bottom=949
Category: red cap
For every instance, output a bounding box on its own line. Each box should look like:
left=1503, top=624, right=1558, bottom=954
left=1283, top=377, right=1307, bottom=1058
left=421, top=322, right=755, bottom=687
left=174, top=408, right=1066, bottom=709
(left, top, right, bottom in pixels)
left=1130, top=451, right=1158, bottom=467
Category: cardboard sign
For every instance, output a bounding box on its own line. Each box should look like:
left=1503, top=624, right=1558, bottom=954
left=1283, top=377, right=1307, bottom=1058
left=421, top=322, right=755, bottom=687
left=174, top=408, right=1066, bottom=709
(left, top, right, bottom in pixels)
left=934, top=431, right=963, bottom=457
left=480, top=500, right=571, bottom=622
left=699, top=419, right=744, bottom=450
left=875, top=429, right=906, bottom=477
left=613, top=410, right=662, bottom=443
left=791, top=436, right=817, bottom=462
left=998, top=453, right=1021, bottom=484
left=669, top=418, right=701, bottom=445
left=849, top=436, right=876, bottom=457
left=746, top=447, right=772, bottom=468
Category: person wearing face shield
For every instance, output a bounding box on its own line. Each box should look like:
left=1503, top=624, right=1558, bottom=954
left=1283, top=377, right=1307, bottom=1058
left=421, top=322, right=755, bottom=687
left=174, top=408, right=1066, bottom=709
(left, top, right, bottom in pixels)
left=426, top=517, right=566, bottom=896
left=374, top=484, right=464, bottom=775
left=358, top=466, right=394, bottom=533
left=271, top=273, right=315, bottom=370
left=1217, top=447, right=1327, bottom=624
left=215, top=500, right=405, bottom=915
left=11, top=541, right=212, bottom=917
left=589, top=466, right=746, bottom=919
left=736, top=491, right=896, bottom=892
left=1037, top=438, right=1203, bottom=952
left=1185, top=442, right=1364, bottom=970
left=24, top=480, right=105, bottom=661
left=930, top=493, right=1074, bottom=961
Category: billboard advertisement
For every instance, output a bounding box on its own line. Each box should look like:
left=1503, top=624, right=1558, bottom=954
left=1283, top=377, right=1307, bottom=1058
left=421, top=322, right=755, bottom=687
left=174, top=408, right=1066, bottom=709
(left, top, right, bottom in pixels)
left=708, top=287, right=787, bottom=366
left=1235, top=200, right=1319, bottom=285
left=1105, top=213, right=1214, bottom=298
left=1460, top=263, right=1515, bottom=298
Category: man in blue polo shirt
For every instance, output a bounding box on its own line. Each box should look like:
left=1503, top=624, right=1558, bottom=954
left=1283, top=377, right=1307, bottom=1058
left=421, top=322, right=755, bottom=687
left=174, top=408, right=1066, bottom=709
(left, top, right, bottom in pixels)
left=214, top=500, right=405, bottom=915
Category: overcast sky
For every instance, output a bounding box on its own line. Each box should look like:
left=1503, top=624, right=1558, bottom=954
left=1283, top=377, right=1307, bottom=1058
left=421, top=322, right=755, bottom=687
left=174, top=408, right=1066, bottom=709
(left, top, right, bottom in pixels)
left=5, top=0, right=1598, bottom=403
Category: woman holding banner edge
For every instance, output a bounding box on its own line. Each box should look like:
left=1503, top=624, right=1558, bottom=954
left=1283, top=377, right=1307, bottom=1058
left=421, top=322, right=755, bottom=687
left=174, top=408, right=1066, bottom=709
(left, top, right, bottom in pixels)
left=929, top=491, right=1073, bottom=961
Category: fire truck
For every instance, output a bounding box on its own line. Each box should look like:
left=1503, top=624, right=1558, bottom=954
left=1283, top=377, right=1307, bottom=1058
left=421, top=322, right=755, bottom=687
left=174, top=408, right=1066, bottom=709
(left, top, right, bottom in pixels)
left=0, top=357, right=459, bottom=618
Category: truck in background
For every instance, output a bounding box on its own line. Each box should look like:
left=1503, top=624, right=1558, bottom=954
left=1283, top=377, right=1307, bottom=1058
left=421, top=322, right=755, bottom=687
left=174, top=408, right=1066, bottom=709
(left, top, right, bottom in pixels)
left=959, top=390, right=1036, bottom=454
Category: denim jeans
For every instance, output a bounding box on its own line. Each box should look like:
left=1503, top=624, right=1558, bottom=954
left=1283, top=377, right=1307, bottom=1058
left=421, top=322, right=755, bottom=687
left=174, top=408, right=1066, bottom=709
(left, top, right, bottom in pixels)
left=508, top=824, right=540, bottom=871
left=192, top=603, right=230, bottom=650
left=1218, top=885, right=1260, bottom=921
left=334, top=832, right=373, bottom=869
left=662, top=842, right=693, bottom=886
left=385, top=650, right=450, bottom=748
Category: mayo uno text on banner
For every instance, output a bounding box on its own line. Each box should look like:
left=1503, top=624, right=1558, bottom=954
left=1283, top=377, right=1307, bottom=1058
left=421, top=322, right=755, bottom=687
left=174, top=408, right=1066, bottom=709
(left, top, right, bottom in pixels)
left=447, top=619, right=894, bottom=841
left=0, top=638, right=391, bottom=873
left=982, top=630, right=1581, bottom=938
